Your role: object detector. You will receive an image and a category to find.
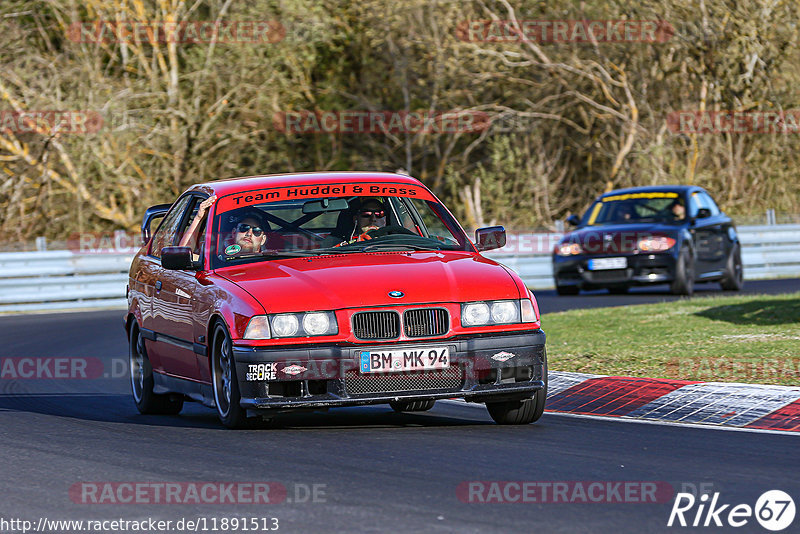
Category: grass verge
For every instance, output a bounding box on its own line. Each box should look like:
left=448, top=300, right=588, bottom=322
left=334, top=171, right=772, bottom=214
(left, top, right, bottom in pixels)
left=543, top=292, right=800, bottom=385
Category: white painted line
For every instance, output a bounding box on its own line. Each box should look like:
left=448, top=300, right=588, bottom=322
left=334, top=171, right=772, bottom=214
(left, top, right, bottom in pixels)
left=626, top=383, right=800, bottom=426
left=546, top=371, right=603, bottom=397
left=440, top=399, right=800, bottom=436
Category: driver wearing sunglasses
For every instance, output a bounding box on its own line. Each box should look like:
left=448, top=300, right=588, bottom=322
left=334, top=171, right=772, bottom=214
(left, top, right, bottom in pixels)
left=228, top=216, right=267, bottom=254
left=351, top=198, right=387, bottom=240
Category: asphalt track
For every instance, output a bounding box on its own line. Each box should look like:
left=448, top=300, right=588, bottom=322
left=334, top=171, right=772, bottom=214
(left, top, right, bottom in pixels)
left=1, top=279, right=799, bottom=533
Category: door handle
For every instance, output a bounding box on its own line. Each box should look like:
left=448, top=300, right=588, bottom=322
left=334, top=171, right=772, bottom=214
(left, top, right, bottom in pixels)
left=155, top=280, right=162, bottom=291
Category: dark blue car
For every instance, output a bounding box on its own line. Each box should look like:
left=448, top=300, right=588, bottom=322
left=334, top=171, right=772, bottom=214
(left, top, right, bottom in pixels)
left=552, top=186, right=743, bottom=296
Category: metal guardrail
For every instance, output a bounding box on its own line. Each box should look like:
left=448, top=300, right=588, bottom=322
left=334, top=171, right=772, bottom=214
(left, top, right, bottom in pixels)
left=0, top=224, right=799, bottom=312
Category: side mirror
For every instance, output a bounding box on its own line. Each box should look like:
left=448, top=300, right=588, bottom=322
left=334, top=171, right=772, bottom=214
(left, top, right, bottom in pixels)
left=566, top=214, right=581, bottom=227
left=475, top=226, right=506, bottom=252
left=141, top=204, right=171, bottom=243
left=161, top=247, right=195, bottom=270
left=695, top=208, right=712, bottom=220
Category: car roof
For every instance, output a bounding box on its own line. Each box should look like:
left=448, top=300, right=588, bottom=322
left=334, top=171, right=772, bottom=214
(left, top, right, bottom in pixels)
left=184, top=171, right=426, bottom=197
left=597, top=185, right=704, bottom=200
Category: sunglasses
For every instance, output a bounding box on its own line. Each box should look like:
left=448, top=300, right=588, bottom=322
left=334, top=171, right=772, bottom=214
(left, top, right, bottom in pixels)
left=236, top=223, right=264, bottom=236
left=358, top=210, right=385, bottom=218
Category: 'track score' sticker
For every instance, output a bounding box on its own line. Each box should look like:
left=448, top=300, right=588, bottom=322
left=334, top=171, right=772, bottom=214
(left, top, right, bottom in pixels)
left=246, top=363, right=276, bottom=381
left=225, top=244, right=241, bottom=255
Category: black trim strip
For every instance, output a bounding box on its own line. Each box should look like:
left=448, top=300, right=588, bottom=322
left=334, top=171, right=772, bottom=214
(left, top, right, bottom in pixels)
left=142, top=327, right=206, bottom=355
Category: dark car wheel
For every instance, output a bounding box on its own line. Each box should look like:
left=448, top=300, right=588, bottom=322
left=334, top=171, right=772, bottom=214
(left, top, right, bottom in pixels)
left=486, top=355, right=548, bottom=425
left=670, top=247, right=695, bottom=296
left=212, top=323, right=248, bottom=429
left=555, top=284, right=580, bottom=296
left=720, top=243, right=744, bottom=291
left=389, top=400, right=436, bottom=412
left=129, top=324, right=184, bottom=415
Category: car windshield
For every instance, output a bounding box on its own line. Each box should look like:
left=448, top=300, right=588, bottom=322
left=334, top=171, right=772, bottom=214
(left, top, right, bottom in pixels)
left=582, top=192, right=685, bottom=226
left=209, top=190, right=471, bottom=268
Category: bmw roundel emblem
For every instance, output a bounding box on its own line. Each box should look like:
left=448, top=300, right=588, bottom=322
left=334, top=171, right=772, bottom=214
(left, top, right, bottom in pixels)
left=388, top=290, right=404, bottom=298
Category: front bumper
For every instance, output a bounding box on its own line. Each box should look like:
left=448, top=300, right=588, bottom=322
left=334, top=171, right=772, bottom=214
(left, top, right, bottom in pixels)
left=232, top=330, right=546, bottom=411
left=553, top=252, right=678, bottom=289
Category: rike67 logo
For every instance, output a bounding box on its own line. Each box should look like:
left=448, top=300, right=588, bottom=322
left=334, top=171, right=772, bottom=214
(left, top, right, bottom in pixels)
left=668, top=490, right=795, bottom=531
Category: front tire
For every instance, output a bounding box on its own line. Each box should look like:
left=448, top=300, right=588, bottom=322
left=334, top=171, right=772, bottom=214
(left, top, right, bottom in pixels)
left=555, top=284, right=580, bottom=296
left=670, top=247, right=695, bottom=296
left=390, top=400, right=435, bottom=412
left=211, top=323, right=248, bottom=428
left=129, top=324, right=183, bottom=415
left=486, top=356, right=548, bottom=425
left=720, top=243, right=744, bottom=291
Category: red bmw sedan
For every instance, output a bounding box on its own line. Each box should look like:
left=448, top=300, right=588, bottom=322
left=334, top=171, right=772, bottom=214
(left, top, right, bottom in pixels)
left=125, top=172, right=546, bottom=427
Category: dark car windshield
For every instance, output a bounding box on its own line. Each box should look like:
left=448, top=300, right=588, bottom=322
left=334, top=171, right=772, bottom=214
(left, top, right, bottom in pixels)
left=209, top=192, right=471, bottom=268
left=582, top=192, right=686, bottom=226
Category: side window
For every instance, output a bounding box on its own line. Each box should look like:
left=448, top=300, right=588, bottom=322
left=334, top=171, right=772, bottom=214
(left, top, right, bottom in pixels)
left=407, top=197, right=459, bottom=244
left=701, top=192, right=721, bottom=216
left=181, top=196, right=209, bottom=256
left=150, top=196, right=192, bottom=258
left=688, top=193, right=702, bottom=218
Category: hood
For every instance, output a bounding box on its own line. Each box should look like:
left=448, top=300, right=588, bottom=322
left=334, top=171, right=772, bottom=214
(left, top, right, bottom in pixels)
left=563, top=223, right=678, bottom=254
left=216, top=251, right=521, bottom=313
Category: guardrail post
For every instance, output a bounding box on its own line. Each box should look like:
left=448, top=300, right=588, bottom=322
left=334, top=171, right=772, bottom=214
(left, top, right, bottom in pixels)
left=35, top=236, right=47, bottom=251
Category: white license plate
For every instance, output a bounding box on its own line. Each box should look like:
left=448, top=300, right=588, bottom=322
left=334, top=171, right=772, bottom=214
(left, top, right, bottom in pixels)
left=359, top=347, right=450, bottom=373
left=588, top=257, right=627, bottom=270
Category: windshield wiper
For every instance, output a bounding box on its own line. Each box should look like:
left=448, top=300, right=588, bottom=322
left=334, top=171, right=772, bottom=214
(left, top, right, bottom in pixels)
left=360, top=243, right=440, bottom=252
left=223, top=250, right=319, bottom=261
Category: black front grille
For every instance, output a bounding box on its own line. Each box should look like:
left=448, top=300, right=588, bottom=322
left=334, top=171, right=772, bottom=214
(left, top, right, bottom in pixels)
left=403, top=308, right=449, bottom=337
left=344, top=366, right=464, bottom=395
left=352, top=311, right=400, bottom=340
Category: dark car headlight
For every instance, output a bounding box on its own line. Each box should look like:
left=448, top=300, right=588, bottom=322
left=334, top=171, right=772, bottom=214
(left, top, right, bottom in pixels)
left=637, top=236, right=676, bottom=252
left=555, top=242, right=582, bottom=256
left=243, top=311, right=338, bottom=339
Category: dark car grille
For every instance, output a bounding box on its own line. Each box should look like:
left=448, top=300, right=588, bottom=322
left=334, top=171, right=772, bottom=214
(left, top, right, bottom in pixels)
left=403, top=308, right=449, bottom=337
left=352, top=311, right=401, bottom=340
left=344, top=366, right=464, bottom=395
left=586, top=269, right=629, bottom=282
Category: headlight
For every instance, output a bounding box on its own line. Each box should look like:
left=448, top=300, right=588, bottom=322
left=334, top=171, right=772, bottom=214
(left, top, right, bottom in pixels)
left=461, top=300, right=522, bottom=327
left=637, top=236, right=676, bottom=252
left=267, top=311, right=338, bottom=338
left=303, top=312, right=331, bottom=336
left=243, top=316, right=271, bottom=340
left=555, top=242, right=582, bottom=256
left=462, top=302, right=490, bottom=326
left=271, top=314, right=299, bottom=337
left=491, top=301, right=519, bottom=323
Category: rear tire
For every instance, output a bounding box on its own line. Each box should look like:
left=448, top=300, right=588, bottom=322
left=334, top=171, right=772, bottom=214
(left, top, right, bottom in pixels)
left=211, top=323, right=248, bottom=429
left=129, top=324, right=184, bottom=415
left=720, top=243, right=744, bottom=291
left=390, top=400, right=435, bottom=412
left=670, top=247, right=695, bottom=296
